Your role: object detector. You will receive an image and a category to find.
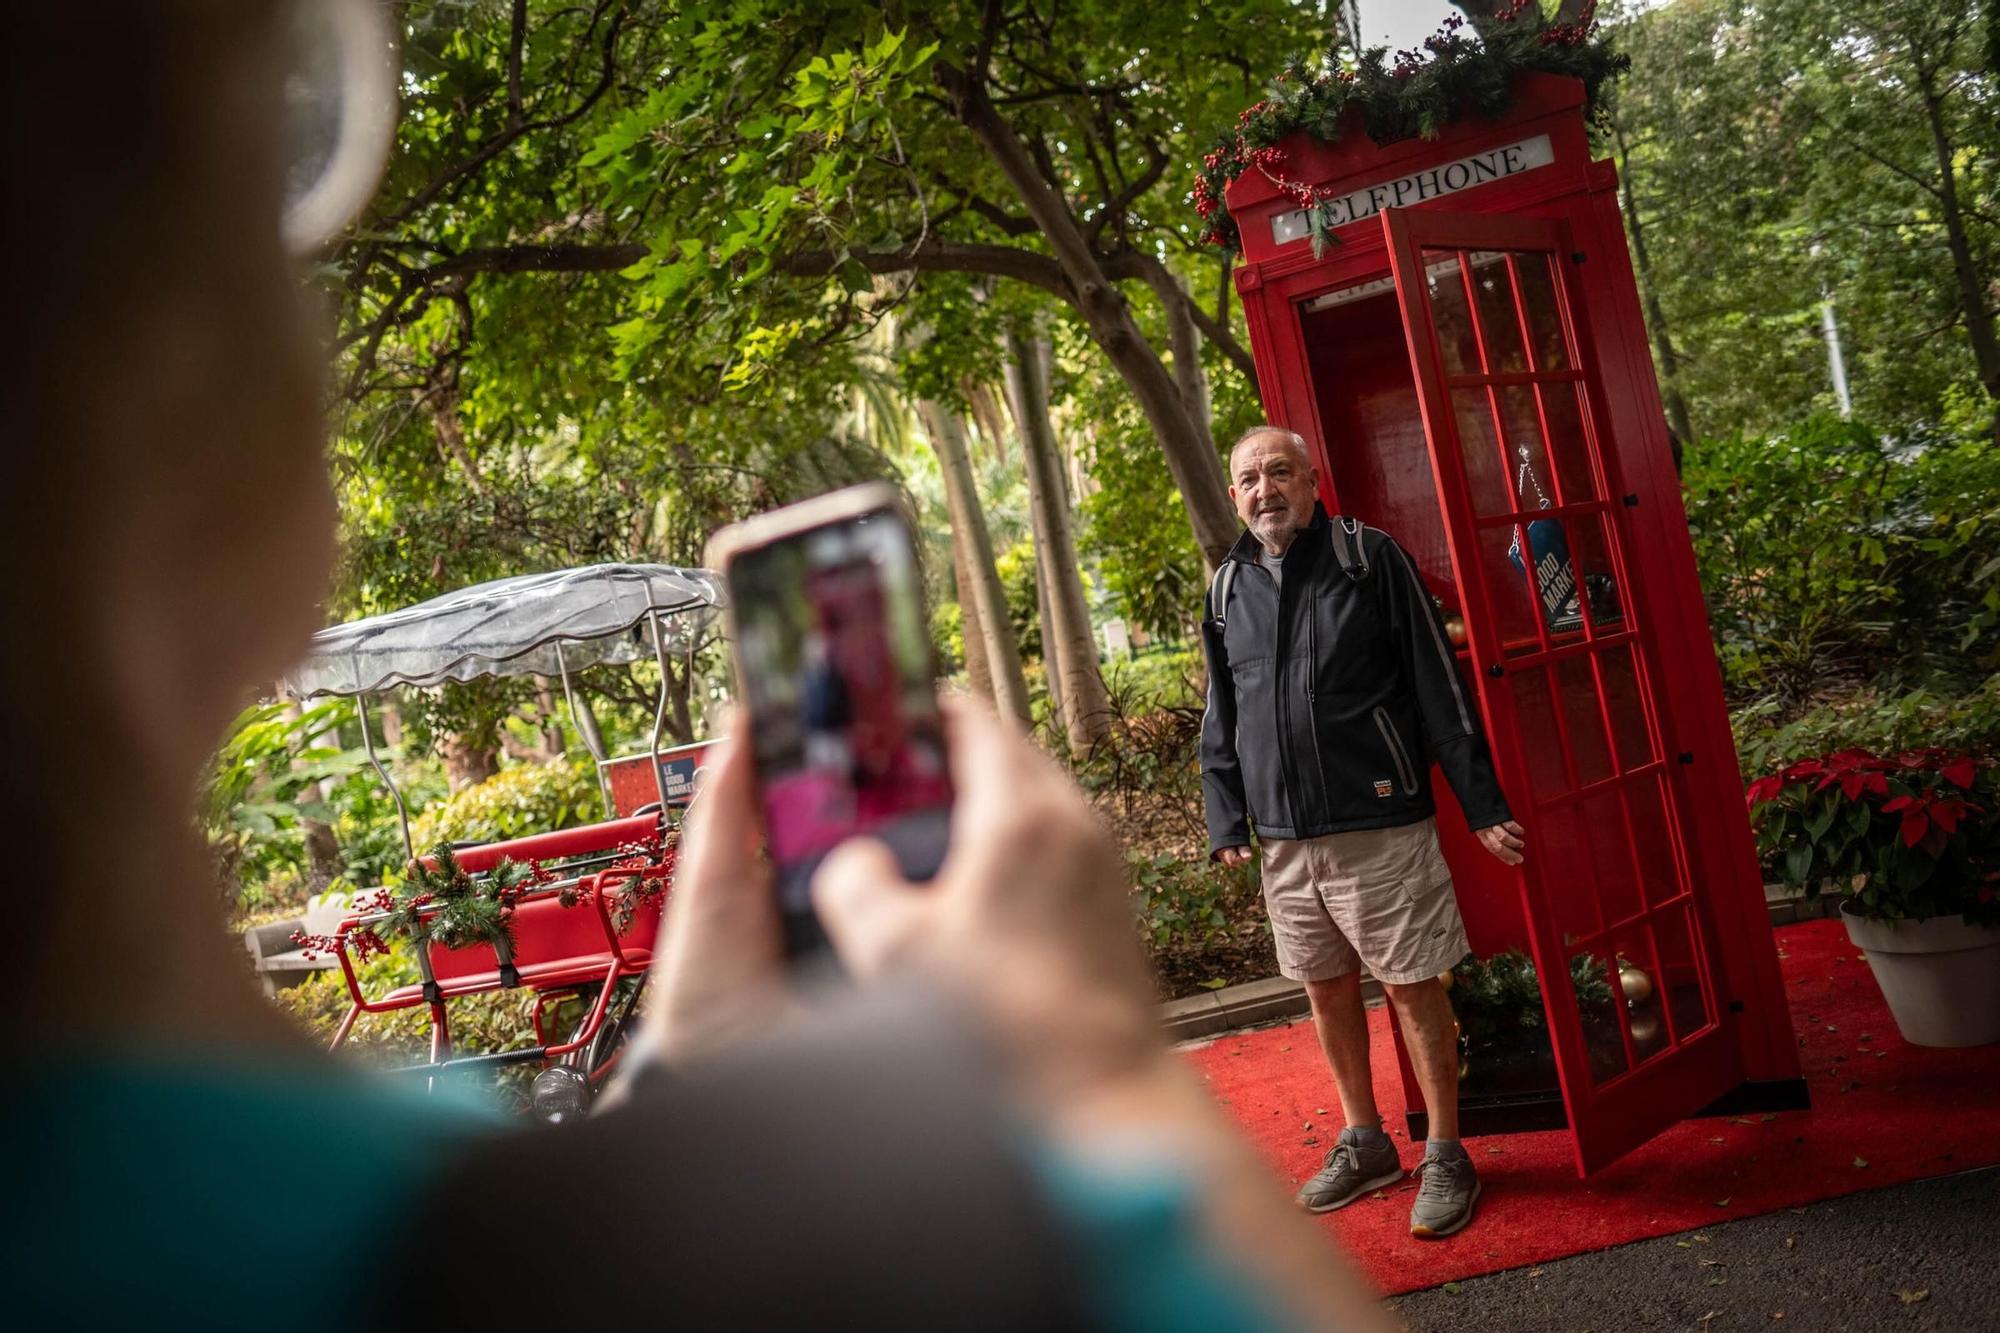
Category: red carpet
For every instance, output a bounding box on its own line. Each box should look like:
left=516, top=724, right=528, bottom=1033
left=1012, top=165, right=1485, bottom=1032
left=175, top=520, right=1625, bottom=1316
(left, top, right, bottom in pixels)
left=1182, top=917, right=2000, bottom=1296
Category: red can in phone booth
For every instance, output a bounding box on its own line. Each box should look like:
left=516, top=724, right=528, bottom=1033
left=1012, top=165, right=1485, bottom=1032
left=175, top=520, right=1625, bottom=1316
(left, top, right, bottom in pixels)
left=1223, top=73, right=1805, bottom=1176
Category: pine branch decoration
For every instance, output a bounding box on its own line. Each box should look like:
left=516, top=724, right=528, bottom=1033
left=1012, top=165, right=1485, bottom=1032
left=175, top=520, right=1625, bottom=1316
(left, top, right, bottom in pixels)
left=1192, top=3, right=1626, bottom=253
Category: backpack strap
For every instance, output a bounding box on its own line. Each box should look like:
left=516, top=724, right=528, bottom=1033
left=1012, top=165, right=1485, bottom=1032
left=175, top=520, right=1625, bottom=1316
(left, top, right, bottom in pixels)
left=1208, top=558, right=1239, bottom=629
left=1329, top=515, right=1370, bottom=582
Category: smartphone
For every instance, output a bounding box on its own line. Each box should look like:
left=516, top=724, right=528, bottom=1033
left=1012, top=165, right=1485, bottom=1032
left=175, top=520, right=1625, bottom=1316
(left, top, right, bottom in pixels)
left=707, top=483, right=953, bottom=959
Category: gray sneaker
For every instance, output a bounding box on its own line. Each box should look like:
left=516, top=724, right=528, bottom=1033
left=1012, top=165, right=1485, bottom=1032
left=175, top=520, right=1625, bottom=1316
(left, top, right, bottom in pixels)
left=1409, top=1152, right=1481, bottom=1238
left=1295, top=1134, right=1403, bottom=1213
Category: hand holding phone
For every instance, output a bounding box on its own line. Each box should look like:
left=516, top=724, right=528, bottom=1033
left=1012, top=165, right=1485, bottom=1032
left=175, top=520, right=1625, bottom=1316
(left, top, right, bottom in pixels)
left=707, top=484, right=953, bottom=959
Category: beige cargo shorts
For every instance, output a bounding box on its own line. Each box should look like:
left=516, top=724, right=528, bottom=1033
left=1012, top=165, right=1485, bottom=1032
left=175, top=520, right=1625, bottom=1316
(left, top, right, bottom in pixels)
left=1260, top=816, right=1469, bottom=985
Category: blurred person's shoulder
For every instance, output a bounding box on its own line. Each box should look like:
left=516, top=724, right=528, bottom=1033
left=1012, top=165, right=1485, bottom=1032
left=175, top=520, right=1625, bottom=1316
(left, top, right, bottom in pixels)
left=5, top=1048, right=503, bottom=1328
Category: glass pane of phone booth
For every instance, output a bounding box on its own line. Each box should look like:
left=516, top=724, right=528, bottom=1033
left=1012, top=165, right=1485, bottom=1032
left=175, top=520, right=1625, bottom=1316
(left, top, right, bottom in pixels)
left=1416, top=234, right=1720, bottom=1093
left=1297, top=235, right=1721, bottom=1125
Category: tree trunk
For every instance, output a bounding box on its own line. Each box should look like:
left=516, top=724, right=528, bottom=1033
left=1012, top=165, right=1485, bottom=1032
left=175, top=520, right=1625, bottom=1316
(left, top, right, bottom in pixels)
left=535, top=680, right=566, bottom=757
left=919, top=399, right=1032, bottom=723
left=961, top=377, right=1012, bottom=466
left=422, top=362, right=492, bottom=498
left=286, top=700, right=343, bottom=891
left=1007, top=328, right=1112, bottom=755
left=1034, top=560, right=1065, bottom=735
left=939, top=64, right=1240, bottom=571
left=442, top=733, right=499, bottom=791
left=949, top=526, right=994, bottom=700
left=1612, top=115, right=1694, bottom=468
left=1141, top=264, right=1217, bottom=456
left=1917, top=75, right=2000, bottom=416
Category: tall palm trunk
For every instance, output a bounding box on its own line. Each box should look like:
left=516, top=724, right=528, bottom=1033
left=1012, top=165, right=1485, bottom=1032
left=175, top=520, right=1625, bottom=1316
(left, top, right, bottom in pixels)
left=949, top=529, right=994, bottom=700
left=919, top=400, right=1031, bottom=724
left=1007, top=329, right=1111, bottom=755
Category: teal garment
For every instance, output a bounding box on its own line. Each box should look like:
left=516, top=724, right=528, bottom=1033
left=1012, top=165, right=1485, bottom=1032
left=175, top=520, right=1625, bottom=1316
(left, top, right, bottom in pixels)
left=3, top=1050, right=502, bottom=1330
left=1033, top=1146, right=1297, bottom=1332
left=5, top=1054, right=1291, bottom=1330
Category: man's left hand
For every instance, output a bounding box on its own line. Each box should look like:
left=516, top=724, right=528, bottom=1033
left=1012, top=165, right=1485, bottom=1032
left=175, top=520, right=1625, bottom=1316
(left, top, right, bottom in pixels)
left=1475, top=819, right=1526, bottom=866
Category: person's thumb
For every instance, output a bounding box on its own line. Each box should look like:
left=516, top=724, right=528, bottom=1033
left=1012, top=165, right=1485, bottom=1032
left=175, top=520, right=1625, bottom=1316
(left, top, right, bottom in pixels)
left=812, top=837, right=927, bottom=977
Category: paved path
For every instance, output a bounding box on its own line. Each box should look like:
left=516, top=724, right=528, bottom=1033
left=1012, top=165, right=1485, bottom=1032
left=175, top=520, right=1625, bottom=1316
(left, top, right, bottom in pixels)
left=1388, top=1166, right=2000, bottom=1331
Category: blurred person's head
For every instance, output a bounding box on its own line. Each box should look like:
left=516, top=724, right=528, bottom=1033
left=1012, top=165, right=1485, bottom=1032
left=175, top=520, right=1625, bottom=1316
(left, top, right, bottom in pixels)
left=3, top=1, right=337, bottom=1028
left=1229, top=426, right=1319, bottom=555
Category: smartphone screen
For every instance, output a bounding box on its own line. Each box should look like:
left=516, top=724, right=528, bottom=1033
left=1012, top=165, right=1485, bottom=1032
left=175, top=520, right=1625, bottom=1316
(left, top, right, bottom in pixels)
left=726, top=502, right=952, bottom=955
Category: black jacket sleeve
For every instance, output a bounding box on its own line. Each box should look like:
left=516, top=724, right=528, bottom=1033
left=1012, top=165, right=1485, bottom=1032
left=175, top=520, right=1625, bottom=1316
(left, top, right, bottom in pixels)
left=1375, top=533, right=1514, bottom=829
left=1198, top=574, right=1252, bottom=857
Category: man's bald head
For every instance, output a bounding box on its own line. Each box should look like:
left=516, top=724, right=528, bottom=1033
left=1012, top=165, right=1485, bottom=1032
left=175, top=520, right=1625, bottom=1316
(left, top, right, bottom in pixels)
left=1227, top=425, right=1319, bottom=557
left=1229, top=425, right=1311, bottom=474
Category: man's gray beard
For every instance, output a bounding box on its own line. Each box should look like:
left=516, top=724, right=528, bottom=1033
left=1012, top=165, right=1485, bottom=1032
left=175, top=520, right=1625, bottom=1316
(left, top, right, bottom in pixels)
left=1250, top=509, right=1301, bottom=551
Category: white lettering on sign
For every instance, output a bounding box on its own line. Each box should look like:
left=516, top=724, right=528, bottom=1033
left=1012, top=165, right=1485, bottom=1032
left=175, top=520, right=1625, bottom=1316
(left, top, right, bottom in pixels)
left=1270, top=134, right=1555, bottom=247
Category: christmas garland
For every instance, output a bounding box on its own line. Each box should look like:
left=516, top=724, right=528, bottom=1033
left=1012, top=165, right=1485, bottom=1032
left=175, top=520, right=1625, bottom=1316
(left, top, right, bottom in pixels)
left=293, top=833, right=676, bottom=964
left=1193, top=2, right=1626, bottom=254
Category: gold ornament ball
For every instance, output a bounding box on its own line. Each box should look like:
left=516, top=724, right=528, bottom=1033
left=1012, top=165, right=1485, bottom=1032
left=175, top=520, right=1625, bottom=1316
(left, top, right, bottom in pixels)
left=1619, top=964, right=1654, bottom=1006
left=1438, top=969, right=1455, bottom=992
left=1444, top=614, right=1468, bottom=647
left=1629, top=1010, right=1663, bottom=1052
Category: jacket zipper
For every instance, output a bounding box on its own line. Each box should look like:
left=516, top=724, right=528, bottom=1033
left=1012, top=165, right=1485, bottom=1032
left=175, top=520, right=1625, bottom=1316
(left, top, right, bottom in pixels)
left=1271, top=561, right=1299, bottom=832
left=1375, top=705, right=1418, bottom=795
left=1307, top=600, right=1330, bottom=800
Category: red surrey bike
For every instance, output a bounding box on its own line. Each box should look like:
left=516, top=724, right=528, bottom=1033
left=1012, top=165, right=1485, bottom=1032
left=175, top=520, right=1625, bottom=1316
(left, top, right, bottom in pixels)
left=283, top=564, right=726, bottom=1120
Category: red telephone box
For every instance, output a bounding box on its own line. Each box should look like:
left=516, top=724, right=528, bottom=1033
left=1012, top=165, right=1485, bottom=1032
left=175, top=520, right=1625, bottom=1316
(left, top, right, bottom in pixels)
left=1224, top=74, right=1805, bottom=1175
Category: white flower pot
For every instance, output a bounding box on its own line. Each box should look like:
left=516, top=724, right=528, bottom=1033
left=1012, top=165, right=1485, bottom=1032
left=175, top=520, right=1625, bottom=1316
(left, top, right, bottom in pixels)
left=1841, top=901, right=2000, bottom=1048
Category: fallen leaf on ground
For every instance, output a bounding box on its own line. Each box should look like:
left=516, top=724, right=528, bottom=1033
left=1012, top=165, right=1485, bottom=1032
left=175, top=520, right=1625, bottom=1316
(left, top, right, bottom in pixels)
left=1442, top=1282, right=1462, bottom=1294
left=1526, top=1269, right=1543, bottom=1278
left=1698, top=1312, right=1719, bottom=1330
left=1896, top=1289, right=1928, bottom=1305
left=1708, top=1278, right=1728, bottom=1287
left=1760, top=1114, right=1778, bottom=1122
left=1278, top=1045, right=1291, bottom=1052
left=1709, top=1136, right=1725, bottom=1144
left=1715, top=1197, right=1732, bottom=1207
left=1693, top=1233, right=1711, bottom=1244
left=1730, top=1117, right=1753, bottom=1125
left=1700, top=1258, right=1727, bottom=1268
left=1784, top=1237, right=1796, bottom=1249
left=1853, top=1156, right=1869, bottom=1168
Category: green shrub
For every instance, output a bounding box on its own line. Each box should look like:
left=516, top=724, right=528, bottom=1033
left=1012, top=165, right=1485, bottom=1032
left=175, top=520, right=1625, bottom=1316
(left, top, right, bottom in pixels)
left=1128, top=851, right=1255, bottom=948
left=408, top=758, right=600, bottom=850
left=1685, top=417, right=2000, bottom=712
left=1732, top=675, right=2000, bottom=778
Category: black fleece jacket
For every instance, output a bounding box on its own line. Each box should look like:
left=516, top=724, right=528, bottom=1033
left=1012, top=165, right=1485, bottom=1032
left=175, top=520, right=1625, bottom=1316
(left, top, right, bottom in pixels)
left=1200, top=506, right=1512, bottom=856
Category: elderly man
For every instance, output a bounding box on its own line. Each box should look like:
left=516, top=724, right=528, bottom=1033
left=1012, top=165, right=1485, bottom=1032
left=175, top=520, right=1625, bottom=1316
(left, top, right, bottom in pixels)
left=1200, top=425, right=1526, bottom=1239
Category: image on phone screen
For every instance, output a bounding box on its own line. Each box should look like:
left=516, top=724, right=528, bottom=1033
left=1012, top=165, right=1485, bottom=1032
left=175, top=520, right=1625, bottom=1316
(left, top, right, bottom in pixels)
left=729, top=510, right=952, bottom=933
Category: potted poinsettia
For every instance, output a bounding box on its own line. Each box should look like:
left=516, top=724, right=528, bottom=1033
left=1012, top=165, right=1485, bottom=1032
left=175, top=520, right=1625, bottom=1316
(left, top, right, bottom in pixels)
left=1749, top=748, right=2000, bottom=1046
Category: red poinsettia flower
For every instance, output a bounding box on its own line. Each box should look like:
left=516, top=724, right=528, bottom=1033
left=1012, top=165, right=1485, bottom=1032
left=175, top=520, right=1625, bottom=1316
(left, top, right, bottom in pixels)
left=1816, top=768, right=1889, bottom=800
left=1881, top=793, right=1930, bottom=848
left=1940, top=756, right=1978, bottom=790
left=1745, top=774, right=1785, bottom=806
left=1782, top=758, right=1825, bottom=782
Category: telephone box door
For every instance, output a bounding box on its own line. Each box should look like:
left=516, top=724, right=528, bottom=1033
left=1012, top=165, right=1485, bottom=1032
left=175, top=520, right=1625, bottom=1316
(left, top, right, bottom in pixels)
left=1380, top=206, right=1741, bottom=1174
